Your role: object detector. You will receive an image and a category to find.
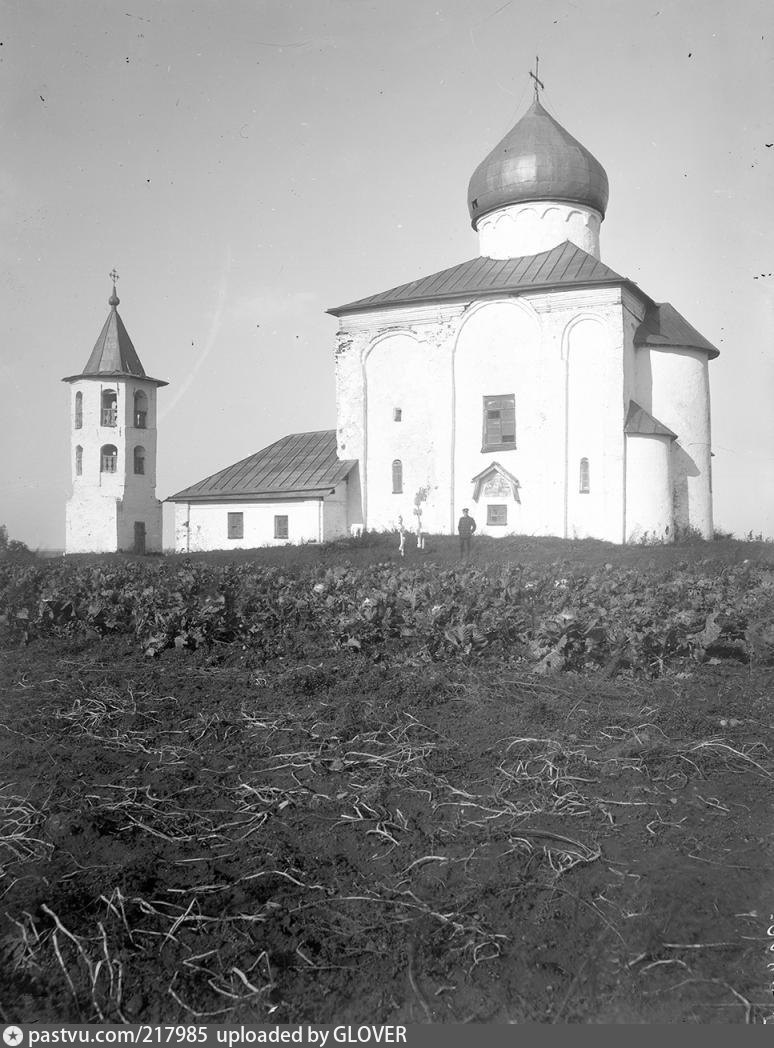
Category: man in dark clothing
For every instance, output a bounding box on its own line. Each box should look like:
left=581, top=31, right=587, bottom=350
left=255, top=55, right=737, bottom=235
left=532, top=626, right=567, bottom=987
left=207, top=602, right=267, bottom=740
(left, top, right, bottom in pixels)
left=458, top=508, right=476, bottom=559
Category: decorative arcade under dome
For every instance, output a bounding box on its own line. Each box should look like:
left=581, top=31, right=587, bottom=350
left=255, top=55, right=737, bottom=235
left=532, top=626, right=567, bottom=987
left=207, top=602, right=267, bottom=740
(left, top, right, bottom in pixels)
left=63, top=272, right=167, bottom=554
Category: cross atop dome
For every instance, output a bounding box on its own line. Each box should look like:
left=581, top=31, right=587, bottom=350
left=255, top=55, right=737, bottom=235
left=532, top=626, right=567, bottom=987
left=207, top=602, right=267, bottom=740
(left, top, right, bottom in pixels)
left=529, top=56, right=544, bottom=100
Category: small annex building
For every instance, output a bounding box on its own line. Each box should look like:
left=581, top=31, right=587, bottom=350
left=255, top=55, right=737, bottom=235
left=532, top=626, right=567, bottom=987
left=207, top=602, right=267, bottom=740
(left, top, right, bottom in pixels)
left=166, top=430, right=358, bottom=551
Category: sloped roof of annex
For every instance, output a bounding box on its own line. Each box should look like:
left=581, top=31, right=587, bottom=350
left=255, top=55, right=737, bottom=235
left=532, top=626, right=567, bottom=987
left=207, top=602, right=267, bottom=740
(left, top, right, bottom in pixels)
left=167, top=430, right=357, bottom=503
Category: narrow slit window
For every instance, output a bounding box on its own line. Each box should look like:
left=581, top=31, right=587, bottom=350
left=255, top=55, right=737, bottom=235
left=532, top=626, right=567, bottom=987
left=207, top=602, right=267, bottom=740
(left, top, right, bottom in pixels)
left=482, top=395, right=516, bottom=451
left=74, top=392, right=83, bottom=429
left=579, top=457, right=590, bottom=494
left=274, top=515, right=289, bottom=540
left=392, top=459, right=403, bottom=494
left=75, top=445, right=83, bottom=476
left=393, top=407, right=402, bottom=422
left=227, top=512, right=244, bottom=540
left=133, top=446, right=146, bottom=475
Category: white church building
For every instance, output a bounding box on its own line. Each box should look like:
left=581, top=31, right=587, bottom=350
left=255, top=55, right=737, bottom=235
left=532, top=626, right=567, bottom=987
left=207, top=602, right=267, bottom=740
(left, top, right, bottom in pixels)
left=327, top=92, right=717, bottom=544
left=63, top=279, right=166, bottom=554
left=72, top=85, right=719, bottom=552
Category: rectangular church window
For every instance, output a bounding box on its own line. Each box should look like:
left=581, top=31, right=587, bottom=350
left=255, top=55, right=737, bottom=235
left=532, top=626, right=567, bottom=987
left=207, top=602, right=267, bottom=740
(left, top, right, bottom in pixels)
left=227, top=512, right=244, bottom=540
left=393, top=408, right=402, bottom=422
left=482, top=395, right=516, bottom=451
left=274, top=515, right=289, bottom=540
left=487, top=504, right=508, bottom=526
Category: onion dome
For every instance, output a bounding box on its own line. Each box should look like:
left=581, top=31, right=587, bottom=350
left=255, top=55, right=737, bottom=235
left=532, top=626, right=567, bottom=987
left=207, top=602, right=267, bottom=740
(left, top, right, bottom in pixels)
left=467, top=97, right=609, bottom=226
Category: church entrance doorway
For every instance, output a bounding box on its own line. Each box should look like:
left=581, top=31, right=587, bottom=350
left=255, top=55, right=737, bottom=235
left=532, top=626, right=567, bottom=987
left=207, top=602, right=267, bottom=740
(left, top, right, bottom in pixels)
left=133, top=521, right=146, bottom=555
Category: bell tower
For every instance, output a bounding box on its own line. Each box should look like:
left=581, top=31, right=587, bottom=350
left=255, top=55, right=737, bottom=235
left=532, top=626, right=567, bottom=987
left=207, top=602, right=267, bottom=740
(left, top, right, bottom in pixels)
left=63, top=272, right=168, bottom=554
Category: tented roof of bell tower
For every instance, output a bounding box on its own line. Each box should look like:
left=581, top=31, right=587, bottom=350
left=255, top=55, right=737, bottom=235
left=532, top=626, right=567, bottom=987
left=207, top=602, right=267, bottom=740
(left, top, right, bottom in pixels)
left=467, top=97, right=609, bottom=226
left=83, top=304, right=146, bottom=377
left=63, top=284, right=167, bottom=386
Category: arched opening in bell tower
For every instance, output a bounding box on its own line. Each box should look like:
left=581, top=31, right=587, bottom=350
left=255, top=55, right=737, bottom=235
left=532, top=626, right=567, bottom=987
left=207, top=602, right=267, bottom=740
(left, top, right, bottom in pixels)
left=101, top=389, right=117, bottom=427
left=134, top=390, right=148, bottom=429
left=100, top=444, right=118, bottom=473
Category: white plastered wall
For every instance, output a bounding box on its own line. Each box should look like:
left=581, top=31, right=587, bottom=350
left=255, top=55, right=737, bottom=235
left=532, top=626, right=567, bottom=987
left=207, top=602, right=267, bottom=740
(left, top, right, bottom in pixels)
left=174, top=499, right=323, bottom=552
left=322, top=481, right=350, bottom=541
left=564, top=314, right=623, bottom=542
left=625, top=434, right=674, bottom=542
left=453, top=299, right=543, bottom=536
left=363, top=328, right=453, bottom=534
left=334, top=287, right=627, bottom=540
left=66, top=494, right=119, bottom=553
left=476, top=202, right=602, bottom=260
left=66, top=376, right=163, bottom=553
left=634, top=346, right=713, bottom=538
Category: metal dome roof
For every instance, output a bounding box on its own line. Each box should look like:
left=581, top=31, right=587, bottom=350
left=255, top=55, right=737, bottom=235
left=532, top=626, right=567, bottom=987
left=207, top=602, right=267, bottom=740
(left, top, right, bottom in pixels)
left=467, top=97, right=609, bottom=226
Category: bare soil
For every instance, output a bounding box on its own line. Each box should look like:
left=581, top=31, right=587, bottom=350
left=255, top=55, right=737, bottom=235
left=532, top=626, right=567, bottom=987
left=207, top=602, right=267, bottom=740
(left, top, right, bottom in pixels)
left=1, top=627, right=773, bottom=1023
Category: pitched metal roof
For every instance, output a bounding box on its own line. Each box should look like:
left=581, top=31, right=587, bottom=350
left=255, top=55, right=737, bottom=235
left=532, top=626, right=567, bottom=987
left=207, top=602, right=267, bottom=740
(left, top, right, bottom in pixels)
left=634, top=302, right=719, bottom=359
left=328, top=241, right=626, bottom=316
left=63, top=289, right=168, bottom=386
left=468, top=97, right=609, bottom=226
left=624, top=400, right=677, bottom=440
left=167, top=430, right=357, bottom=502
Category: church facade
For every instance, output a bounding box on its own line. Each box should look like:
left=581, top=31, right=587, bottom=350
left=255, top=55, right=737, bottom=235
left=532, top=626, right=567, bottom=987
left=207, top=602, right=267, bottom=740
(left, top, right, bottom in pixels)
left=329, top=95, right=717, bottom=543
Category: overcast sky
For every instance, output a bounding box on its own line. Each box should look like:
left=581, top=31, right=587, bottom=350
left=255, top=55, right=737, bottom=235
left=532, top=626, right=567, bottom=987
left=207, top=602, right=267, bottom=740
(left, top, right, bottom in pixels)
left=2, top=0, right=773, bottom=548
